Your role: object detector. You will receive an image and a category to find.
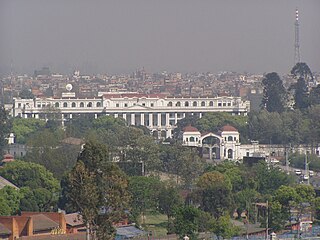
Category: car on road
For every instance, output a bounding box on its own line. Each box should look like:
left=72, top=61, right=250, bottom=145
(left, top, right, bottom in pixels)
left=295, top=169, right=302, bottom=175
left=309, top=170, right=314, bottom=177
left=303, top=175, right=309, bottom=180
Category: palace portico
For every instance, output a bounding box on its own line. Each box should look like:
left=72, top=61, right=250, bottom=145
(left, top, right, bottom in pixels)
left=182, top=125, right=241, bottom=161
left=11, top=92, right=250, bottom=139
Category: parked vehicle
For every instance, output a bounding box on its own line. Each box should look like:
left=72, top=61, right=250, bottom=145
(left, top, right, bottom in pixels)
left=295, top=169, right=302, bottom=175
left=309, top=170, right=314, bottom=177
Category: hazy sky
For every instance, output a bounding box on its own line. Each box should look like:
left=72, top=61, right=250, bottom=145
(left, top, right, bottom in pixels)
left=1, top=0, right=319, bottom=75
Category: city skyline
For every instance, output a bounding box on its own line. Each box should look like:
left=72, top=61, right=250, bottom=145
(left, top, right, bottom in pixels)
left=1, top=0, right=320, bottom=75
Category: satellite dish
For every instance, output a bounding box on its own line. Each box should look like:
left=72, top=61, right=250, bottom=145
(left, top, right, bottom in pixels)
left=66, top=84, right=73, bottom=92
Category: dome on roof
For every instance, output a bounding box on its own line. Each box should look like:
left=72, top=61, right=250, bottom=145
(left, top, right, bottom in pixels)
left=221, top=125, right=238, bottom=132
left=183, top=125, right=200, bottom=132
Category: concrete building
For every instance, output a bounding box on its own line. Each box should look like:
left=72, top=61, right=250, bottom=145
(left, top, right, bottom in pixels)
left=11, top=92, right=250, bottom=139
left=182, top=125, right=320, bottom=161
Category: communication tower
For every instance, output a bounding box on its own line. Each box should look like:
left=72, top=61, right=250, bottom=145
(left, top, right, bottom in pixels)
left=294, top=8, right=301, bottom=64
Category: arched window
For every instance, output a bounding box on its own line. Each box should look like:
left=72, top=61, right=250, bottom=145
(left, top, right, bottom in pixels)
left=71, top=102, right=76, bottom=108
left=209, top=101, right=213, bottom=106
left=167, top=102, right=173, bottom=107
left=185, top=101, right=189, bottom=107
left=193, top=101, right=197, bottom=107
left=228, top=136, right=233, bottom=141
left=63, top=102, right=68, bottom=108
left=55, top=102, right=59, bottom=108
left=228, top=149, right=233, bottom=159
left=201, top=101, right=205, bottom=106
left=190, top=137, right=195, bottom=142
left=176, top=102, right=181, bottom=107
left=96, top=102, right=101, bottom=107
left=80, top=102, right=84, bottom=108
left=87, top=102, right=92, bottom=107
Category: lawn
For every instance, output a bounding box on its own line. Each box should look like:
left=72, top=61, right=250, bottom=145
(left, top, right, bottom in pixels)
left=142, top=212, right=169, bottom=238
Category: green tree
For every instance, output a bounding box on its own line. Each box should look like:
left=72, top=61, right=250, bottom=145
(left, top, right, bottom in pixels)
left=310, top=85, right=320, bottom=106
left=212, top=214, right=240, bottom=239
left=290, top=77, right=310, bottom=110
left=128, top=176, right=162, bottom=224
left=66, top=141, right=130, bottom=240
left=125, top=135, right=161, bottom=173
left=0, top=186, right=22, bottom=215
left=196, top=171, right=233, bottom=218
left=0, top=160, right=59, bottom=191
left=0, top=161, right=60, bottom=211
left=12, top=118, right=46, bottom=144
left=273, top=185, right=299, bottom=227
left=158, top=183, right=183, bottom=219
left=307, top=105, right=320, bottom=145
left=172, top=206, right=213, bottom=240
left=19, top=89, right=34, bottom=99
left=235, top=189, right=260, bottom=221
left=253, top=162, right=294, bottom=195
left=313, top=197, right=320, bottom=220
left=291, top=62, right=314, bottom=82
left=196, top=112, right=248, bottom=142
left=261, top=72, right=286, bottom=113
left=24, top=129, right=79, bottom=179
left=0, top=106, right=9, bottom=155
left=269, top=200, right=286, bottom=231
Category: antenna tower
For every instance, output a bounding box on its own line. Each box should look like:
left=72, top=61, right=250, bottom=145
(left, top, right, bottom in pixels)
left=294, top=8, right=301, bottom=64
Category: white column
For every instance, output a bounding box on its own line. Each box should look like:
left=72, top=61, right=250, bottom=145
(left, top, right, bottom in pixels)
left=141, top=113, right=145, bottom=126
left=166, top=129, right=172, bottom=138
left=123, top=113, right=127, bottom=121
left=166, top=113, right=170, bottom=126
left=199, top=112, right=202, bottom=118
left=94, top=114, right=97, bottom=119
left=157, top=113, right=161, bottom=127
left=131, top=113, right=135, bottom=125
left=35, top=114, right=39, bottom=119
left=69, top=114, right=72, bottom=119
left=174, top=113, right=178, bottom=124
left=183, top=113, right=186, bottom=118
left=114, top=113, right=118, bottom=118
left=149, top=113, right=153, bottom=127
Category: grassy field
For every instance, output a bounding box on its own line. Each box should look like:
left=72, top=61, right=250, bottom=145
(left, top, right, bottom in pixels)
left=142, top=212, right=169, bottom=238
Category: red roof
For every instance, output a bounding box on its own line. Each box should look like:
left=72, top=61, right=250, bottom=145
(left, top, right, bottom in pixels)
left=103, top=93, right=167, bottom=99
left=3, top=154, right=14, bottom=160
left=221, top=125, right=238, bottom=132
left=183, top=125, right=200, bottom=132
left=2, top=154, right=14, bottom=163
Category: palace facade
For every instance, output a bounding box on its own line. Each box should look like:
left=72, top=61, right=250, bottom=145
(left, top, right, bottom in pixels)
left=11, top=92, right=250, bottom=138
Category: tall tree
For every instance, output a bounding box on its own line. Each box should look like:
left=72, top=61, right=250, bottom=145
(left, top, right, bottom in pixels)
left=128, top=176, right=162, bottom=224
left=66, top=141, right=130, bottom=240
left=19, top=89, right=34, bottom=99
left=310, top=85, right=320, bottom=106
left=261, top=72, right=286, bottom=113
left=291, top=62, right=314, bottom=82
left=196, top=171, right=233, bottom=218
left=290, top=77, right=310, bottom=110
left=0, top=106, right=9, bottom=155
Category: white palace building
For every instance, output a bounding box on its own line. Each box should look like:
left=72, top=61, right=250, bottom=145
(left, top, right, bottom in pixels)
left=11, top=91, right=250, bottom=139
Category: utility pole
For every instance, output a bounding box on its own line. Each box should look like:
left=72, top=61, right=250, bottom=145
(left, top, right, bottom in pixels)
left=285, top=146, right=289, bottom=174
left=305, top=151, right=309, bottom=185
left=265, top=200, right=269, bottom=240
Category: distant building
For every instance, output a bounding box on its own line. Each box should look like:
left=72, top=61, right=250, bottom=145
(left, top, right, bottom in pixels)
left=11, top=92, right=250, bottom=139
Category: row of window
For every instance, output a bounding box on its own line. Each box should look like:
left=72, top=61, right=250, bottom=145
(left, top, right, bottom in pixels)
left=167, top=101, right=233, bottom=107
left=185, top=136, right=237, bottom=143
left=53, top=102, right=102, bottom=108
